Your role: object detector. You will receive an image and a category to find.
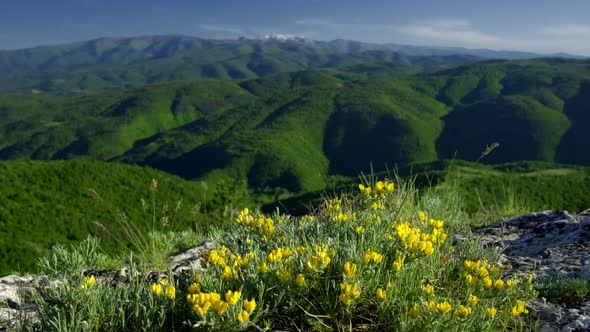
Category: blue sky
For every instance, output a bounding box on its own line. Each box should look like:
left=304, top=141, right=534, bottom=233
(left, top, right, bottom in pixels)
left=2, top=0, right=590, bottom=55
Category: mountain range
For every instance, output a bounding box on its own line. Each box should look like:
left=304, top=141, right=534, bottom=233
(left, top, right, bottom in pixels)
left=0, top=35, right=583, bottom=94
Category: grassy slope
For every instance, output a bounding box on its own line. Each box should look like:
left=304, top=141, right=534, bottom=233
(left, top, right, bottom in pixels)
left=265, top=160, right=590, bottom=219
left=0, top=160, right=238, bottom=275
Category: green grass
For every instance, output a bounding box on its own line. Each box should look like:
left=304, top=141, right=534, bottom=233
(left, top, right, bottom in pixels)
left=0, top=160, right=252, bottom=275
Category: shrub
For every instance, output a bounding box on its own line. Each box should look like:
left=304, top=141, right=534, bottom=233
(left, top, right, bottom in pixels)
left=23, top=178, right=538, bottom=331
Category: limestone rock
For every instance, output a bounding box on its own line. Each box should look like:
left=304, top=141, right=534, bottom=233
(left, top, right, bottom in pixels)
left=469, top=210, right=590, bottom=331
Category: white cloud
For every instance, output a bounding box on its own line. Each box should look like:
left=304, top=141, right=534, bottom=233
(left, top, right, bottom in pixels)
left=392, top=19, right=590, bottom=55
left=543, top=24, right=590, bottom=38
left=395, top=21, right=503, bottom=47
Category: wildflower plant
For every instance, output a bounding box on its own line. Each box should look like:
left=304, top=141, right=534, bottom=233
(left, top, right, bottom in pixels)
left=25, top=177, right=538, bottom=331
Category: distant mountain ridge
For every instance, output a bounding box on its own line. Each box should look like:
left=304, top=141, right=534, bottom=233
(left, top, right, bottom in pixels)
left=0, top=35, right=583, bottom=93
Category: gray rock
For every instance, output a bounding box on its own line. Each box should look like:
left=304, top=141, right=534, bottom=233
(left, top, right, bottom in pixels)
left=167, top=240, right=213, bottom=274
left=468, top=210, right=590, bottom=330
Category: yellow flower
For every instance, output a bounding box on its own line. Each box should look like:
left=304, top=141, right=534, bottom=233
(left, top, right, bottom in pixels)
left=511, top=300, right=529, bottom=316
left=465, top=274, right=478, bottom=285
left=257, top=262, right=268, bottom=273
left=222, top=266, right=236, bottom=281
left=81, top=275, right=95, bottom=289
left=237, top=310, right=250, bottom=322
left=188, top=283, right=200, bottom=294
left=464, top=260, right=476, bottom=269
left=165, top=285, right=176, bottom=300
left=243, top=299, right=256, bottom=313
left=478, top=267, right=489, bottom=277
left=276, top=269, right=292, bottom=282
left=409, top=305, right=421, bottom=318
left=355, top=226, right=364, bottom=234
left=214, top=301, right=229, bottom=315
left=468, top=293, right=479, bottom=306
left=456, top=305, right=471, bottom=318
left=386, top=182, right=394, bottom=192
left=494, top=279, right=505, bottom=290
left=507, top=279, right=514, bottom=287
left=392, top=256, right=405, bottom=271
left=435, top=301, right=452, bottom=314
left=486, top=307, right=497, bottom=317
left=364, top=249, right=383, bottom=264
left=420, top=241, right=435, bottom=255
left=296, top=273, right=306, bottom=286
left=418, top=211, right=427, bottom=221
left=344, top=262, right=357, bottom=279
left=151, top=283, right=163, bottom=296
left=421, top=284, right=434, bottom=295
left=225, top=290, right=241, bottom=305
left=483, top=277, right=493, bottom=289
left=193, top=304, right=205, bottom=316
left=339, top=283, right=361, bottom=304
left=428, top=300, right=437, bottom=311
left=376, top=288, right=387, bottom=300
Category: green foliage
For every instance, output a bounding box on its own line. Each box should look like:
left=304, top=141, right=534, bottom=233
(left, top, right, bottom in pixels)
left=536, top=273, right=590, bottom=307
left=0, top=160, right=250, bottom=275
left=20, top=177, right=538, bottom=331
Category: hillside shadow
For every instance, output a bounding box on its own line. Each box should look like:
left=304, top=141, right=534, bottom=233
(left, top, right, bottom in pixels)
left=141, top=143, right=231, bottom=180
left=436, top=99, right=545, bottom=163
left=323, top=109, right=417, bottom=176
left=555, top=82, right=590, bottom=166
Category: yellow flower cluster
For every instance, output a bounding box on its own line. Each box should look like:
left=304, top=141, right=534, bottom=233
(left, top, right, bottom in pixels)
left=268, top=247, right=292, bottom=263
left=486, top=307, right=497, bottom=317
left=235, top=208, right=276, bottom=239
left=429, top=300, right=452, bottom=314
left=325, top=198, right=356, bottom=223
left=358, top=180, right=394, bottom=198
left=456, top=305, right=472, bottom=318
left=363, top=248, right=383, bottom=264
left=276, top=268, right=292, bottom=282
left=81, top=275, right=95, bottom=289
left=151, top=282, right=176, bottom=300
left=511, top=300, right=529, bottom=316
left=421, top=284, right=434, bottom=295
left=463, top=259, right=513, bottom=290
left=344, top=262, right=358, bottom=279
left=339, top=282, right=361, bottom=305
left=392, top=255, right=405, bottom=271
left=296, top=273, right=306, bottom=286
left=208, top=246, right=229, bottom=266
left=236, top=298, right=257, bottom=322
left=375, top=288, right=387, bottom=300
left=186, top=285, right=240, bottom=316
left=306, top=245, right=332, bottom=272
left=394, top=222, right=443, bottom=256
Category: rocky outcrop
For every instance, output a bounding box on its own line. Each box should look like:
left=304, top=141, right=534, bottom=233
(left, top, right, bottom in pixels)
left=0, top=275, right=41, bottom=330
left=469, top=210, right=590, bottom=331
